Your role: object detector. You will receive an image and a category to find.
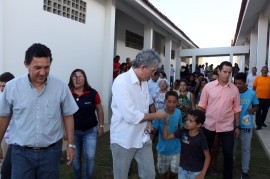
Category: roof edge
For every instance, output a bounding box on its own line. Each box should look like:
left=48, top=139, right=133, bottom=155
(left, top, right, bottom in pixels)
left=233, top=0, right=248, bottom=46
left=141, top=0, right=199, bottom=48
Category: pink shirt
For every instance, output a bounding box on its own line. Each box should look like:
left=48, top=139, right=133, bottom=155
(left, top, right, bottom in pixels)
left=198, top=80, right=241, bottom=132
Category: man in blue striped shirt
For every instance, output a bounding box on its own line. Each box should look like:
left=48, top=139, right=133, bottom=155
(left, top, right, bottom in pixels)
left=0, top=43, right=78, bottom=179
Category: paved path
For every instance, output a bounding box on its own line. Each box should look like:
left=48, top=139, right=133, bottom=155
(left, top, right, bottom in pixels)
left=254, top=114, right=270, bottom=160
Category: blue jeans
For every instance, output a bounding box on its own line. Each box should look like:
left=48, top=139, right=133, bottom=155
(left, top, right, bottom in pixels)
left=11, top=140, right=62, bottom=179
left=73, top=127, right=97, bottom=179
left=110, top=140, right=155, bottom=179
left=233, top=128, right=252, bottom=173
left=1, top=144, right=12, bottom=179
left=178, top=167, right=200, bottom=179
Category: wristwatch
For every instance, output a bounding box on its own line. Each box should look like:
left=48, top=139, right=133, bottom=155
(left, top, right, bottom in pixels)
left=99, top=125, right=105, bottom=128
left=235, top=125, right=241, bottom=129
left=67, top=144, right=76, bottom=149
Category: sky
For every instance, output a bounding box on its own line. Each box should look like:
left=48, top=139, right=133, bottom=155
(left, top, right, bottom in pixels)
left=149, top=0, right=242, bottom=48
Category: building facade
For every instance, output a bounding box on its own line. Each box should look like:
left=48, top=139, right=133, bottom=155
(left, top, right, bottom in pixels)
left=0, top=0, right=198, bottom=123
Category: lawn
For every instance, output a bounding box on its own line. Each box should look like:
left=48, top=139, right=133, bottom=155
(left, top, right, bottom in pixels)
left=60, top=131, right=270, bottom=179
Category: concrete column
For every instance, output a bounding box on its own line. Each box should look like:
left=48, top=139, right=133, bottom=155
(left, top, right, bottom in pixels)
left=229, top=53, right=233, bottom=64
left=164, top=37, right=172, bottom=79
left=102, top=0, right=116, bottom=124
left=192, top=55, right=196, bottom=72
left=0, top=0, right=3, bottom=72
left=267, top=27, right=270, bottom=70
left=249, top=30, right=257, bottom=73
left=175, top=45, right=181, bottom=80
left=239, top=55, right=245, bottom=72
left=144, top=21, right=153, bottom=49
left=257, top=15, right=268, bottom=71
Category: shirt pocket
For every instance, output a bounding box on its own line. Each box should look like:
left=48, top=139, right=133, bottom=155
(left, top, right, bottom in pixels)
left=46, top=99, right=60, bottom=119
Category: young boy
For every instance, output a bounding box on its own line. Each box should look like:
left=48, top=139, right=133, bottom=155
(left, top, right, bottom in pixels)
left=152, top=91, right=182, bottom=179
left=234, top=72, right=259, bottom=179
left=163, top=109, right=210, bottom=179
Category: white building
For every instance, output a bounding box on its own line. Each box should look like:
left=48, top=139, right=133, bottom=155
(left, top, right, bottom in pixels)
left=233, top=0, right=270, bottom=73
left=0, top=0, right=198, bottom=123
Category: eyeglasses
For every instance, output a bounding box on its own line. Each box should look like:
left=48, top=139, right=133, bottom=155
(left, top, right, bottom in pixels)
left=72, top=76, right=84, bottom=80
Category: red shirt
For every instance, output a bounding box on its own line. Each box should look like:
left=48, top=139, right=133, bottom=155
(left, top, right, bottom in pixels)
left=113, top=61, right=120, bottom=79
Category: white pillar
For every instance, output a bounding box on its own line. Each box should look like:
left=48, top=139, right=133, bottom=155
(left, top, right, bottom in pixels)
left=267, top=27, right=270, bottom=70
left=249, top=30, right=258, bottom=73
left=0, top=0, right=3, bottom=73
left=164, top=37, right=172, bottom=79
left=239, top=55, right=245, bottom=72
left=257, top=15, right=268, bottom=71
left=144, top=21, right=153, bottom=49
left=192, top=55, right=196, bottom=72
left=229, top=53, right=233, bottom=64
left=175, top=45, right=181, bottom=80
left=102, top=0, right=116, bottom=124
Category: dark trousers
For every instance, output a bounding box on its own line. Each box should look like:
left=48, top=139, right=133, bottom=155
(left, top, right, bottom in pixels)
left=170, top=76, right=174, bottom=87
left=1, top=145, right=12, bottom=179
left=204, top=128, right=234, bottom=179
left=256, top=98, right=270, bottom=127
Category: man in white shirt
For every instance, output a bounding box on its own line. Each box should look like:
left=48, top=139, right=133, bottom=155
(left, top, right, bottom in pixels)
left=247, top=67, right=257, bottom=89
left=110, top=49, right=166, bottom=179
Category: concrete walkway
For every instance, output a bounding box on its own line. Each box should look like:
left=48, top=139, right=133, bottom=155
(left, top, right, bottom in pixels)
left=254, top=114, right=270, bottom=160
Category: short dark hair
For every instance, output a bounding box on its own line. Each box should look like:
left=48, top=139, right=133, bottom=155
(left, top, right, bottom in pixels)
left=179, top=79, right=188, bottom=85
left=219, top=61, right=232, bottom=71
left=198, top=73, right=204, bottom=77
left=234, top=72, right=247, bottom=82
left=165, top=91, right=178, bottom=100
left=188, top=110, right=205, bottom=125
left=25, top=43, right=53, bottom=65
left=68, top=69, right=91, bottom=91
left=0, top=72, right=15, bottom=82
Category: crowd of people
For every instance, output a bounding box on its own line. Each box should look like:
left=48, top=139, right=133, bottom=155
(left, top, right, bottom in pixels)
left=110, top=49, right=269, bottom=179
left=0, top=46, right=269, bottom=179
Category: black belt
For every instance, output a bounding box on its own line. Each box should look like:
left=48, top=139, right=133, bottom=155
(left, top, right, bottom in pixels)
left=241, top=128, right=251, bottom=133
left=24, top=141, right=58, bottom=150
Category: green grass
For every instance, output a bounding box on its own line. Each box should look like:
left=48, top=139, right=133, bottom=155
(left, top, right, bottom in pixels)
left=60, top=131, right=270, bottom=179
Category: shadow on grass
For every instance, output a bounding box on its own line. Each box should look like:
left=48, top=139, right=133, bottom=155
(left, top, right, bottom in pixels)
left=60, top=131, right=270, bottom=179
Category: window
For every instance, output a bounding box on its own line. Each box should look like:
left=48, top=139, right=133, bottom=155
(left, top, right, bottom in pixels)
left=125, top=30, right=144, bottom=50
left=43, top=0, right=86, bottom=23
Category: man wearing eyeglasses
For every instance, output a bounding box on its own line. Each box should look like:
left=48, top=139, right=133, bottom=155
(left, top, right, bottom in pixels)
left=110, top=49, right=166, bottom=179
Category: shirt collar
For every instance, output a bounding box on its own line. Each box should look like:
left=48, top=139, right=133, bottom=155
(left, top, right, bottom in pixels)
left=129, top=68, right=140, bottom=85
left=26, top=74, right=48, bottom=88
left=214, top=79, right=232, bottom=88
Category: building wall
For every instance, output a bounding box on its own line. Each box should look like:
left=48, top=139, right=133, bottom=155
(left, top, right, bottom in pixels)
left=1, top=0, right=108, bottom=92
left=115, top=10, right=143, bottom=62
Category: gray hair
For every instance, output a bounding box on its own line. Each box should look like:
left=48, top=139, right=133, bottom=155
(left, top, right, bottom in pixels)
left=132, top=49, right=161, bottom=69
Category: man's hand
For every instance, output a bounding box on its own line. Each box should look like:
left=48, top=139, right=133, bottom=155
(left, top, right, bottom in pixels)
left=155, top=110, right=166, bottom=120
left=98, top=127, right=105, bottom=137
left=66, top=147, right=75, bottom=166
left=248, top=108, right=255, bottom=114
left=145, top=121, right=153, bottom=134
left=195, top=173, right=204, bottom=179
left=234, top=128, right=240, bottom=138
